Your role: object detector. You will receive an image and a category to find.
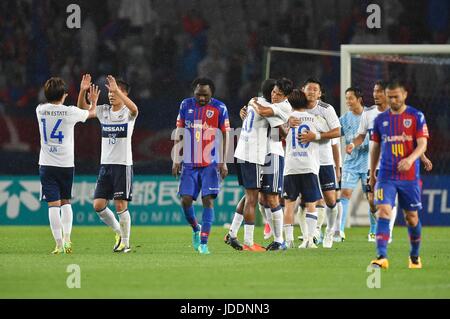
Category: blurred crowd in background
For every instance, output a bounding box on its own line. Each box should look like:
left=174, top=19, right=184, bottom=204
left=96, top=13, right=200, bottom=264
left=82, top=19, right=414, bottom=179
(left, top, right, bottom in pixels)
left=0, top=0, right=449, bottom=174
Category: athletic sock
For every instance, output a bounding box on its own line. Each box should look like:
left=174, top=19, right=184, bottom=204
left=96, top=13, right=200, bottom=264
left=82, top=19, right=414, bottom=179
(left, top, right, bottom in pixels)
left=229, top=212, right=243, bottom=238
left=183, top=206, right=200, bottom=232
left=283, top=224, right=294, bottom=242
left=376, top=217, right=390, bottom=258
left=271, top=205, right=284, bottom=243
left=49, top=206, right=63, bottom=248
left=325, top=204, right=338, bottom=234
left=369, top=208, right=377, bottom=234
left=118, top=209, right=131, bottom=247
left=340, top=197, right=350, bottom=233
left=201, top=207, right=214, bottom=244
left=408, top=220, right=422, bottom=257
left=244, top=223, right=255, bottom=246
left=60, top=204, right=73, bottom=242
left=96, top=206, right=121, bottom=235
left=306, top=211, right=318, bottom=240
left=390, top=205, right=398, bottom=238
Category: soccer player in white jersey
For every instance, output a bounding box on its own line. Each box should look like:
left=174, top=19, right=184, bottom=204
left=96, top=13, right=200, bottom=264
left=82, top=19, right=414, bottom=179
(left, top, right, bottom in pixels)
left=37, top=77, right=98, bottom=254
left=225, top=79, right=277, bottom=251
left=283, top=89, right=327, bottom=248
left=233, top=80, right=276, bottom=252
left=250, top=78, right=293, bottom=251
left=347, top=80, right=433, bottom=242
left=290, top=78, right=341, bottom=248
left=78, top=74, right=138, bottom=253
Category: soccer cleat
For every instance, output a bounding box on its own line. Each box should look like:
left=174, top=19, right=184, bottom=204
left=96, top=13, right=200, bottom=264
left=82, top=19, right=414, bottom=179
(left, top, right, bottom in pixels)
left=224, top=233, right=243, bottom=251
left=63, top=242, right=73, bottom=254
left=334, top=231, right=346, bottom=242
left=266, top=241, right=287, bottom=251
left=322, top=231, right=334, bottom=248
left=113, top=233, right=122, bottom=251
left=368, top=233, right=376, bottom=242
left=285, top=240, right=295, bottom=249
left=242, top=243, right=266, bottom=252
left=263, top=223, right=272, bottom=240
left=51, top=246, right=64, bottom=255
left=408, top=256, right=422, bottom=269
left=192, top=230, right=201, bottom=251
left=299, top=238, right=317, bottom=249
left=370, top=257, right=389, bottom=269
left=198, top=244, right=210, bottom=254
left=114, top=243, right=131, bottom=253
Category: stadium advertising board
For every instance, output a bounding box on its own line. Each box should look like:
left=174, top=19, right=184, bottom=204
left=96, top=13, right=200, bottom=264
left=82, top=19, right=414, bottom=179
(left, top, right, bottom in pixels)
left=0, top=175, right=244, bottom=225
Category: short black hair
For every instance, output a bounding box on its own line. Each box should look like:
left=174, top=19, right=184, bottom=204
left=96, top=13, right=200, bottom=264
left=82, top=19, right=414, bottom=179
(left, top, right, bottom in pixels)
left=288, top=89, right=308, bottom=110
left=374, top=80, right=388, bottom=90
left=191, top=77, right=215, bottom=95
left=275, top=77, right=293, bottom=96
left=386, top=79, right=407, bottom=91
left=44, top=77, right=67, bottom=102
left=345, top=86, right=363, bottom=99
left=303, top=77, right=322, bottom=90
left=261, top=78, right=276, bottom=102
left=116, top=78, right=131, bottom=94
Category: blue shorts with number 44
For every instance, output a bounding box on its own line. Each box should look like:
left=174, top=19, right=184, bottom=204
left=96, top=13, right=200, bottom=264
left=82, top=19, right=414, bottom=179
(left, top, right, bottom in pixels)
left=374, top=179, right=422, bottom=211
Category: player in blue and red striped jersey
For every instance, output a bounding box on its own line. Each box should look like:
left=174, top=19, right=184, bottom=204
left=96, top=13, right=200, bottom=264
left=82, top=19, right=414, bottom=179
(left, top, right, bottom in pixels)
left=172, top=78, right=230, bottom=255
left=369, top=80, right=429, bottom=269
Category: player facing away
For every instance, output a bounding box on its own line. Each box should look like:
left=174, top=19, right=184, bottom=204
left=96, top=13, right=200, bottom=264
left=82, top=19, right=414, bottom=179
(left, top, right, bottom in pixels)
left=369, top=80, right=429, bottom=269
left=250, top=78, right=293, bottom=251
left=339, top=87, right=369, bottom=240
left=78, top=74, right=138, bottom=253
left=291, top=78, right=341, bottom=248
left=283, top=89, right=326, bottom=248
left=37, top=77, right=97, bottom=254
left=224, top=78, right=277, bottom=251
left=172, top=78, right=230, bottom=255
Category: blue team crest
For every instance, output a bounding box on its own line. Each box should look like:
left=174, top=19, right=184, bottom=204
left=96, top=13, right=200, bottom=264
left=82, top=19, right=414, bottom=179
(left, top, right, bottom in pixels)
left=206, top=110, right=215, bottom=118
left=403, top=119, right=412, bottom=128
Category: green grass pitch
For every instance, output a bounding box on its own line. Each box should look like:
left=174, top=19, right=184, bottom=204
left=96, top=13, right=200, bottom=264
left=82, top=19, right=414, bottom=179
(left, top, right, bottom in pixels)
left=1, top=226, right=449, bottom=298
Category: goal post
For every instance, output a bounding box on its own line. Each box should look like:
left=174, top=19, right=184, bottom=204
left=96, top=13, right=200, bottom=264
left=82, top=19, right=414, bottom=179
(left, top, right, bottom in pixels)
left=340, top=44, right=450, bottom=118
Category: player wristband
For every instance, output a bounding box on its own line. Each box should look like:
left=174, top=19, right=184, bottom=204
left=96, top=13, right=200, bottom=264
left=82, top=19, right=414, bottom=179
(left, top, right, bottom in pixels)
left=315, top=133, right=321, bottom=141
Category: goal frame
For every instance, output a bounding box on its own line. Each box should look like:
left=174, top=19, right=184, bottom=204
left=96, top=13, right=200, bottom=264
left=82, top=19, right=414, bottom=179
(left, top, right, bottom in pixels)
left=340, top=44, right=450, bottom=117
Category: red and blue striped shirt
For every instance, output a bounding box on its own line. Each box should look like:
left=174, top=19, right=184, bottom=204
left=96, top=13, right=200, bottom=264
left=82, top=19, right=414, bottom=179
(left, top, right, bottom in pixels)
left=372, top=106, right=429, bottom=181
left=176, top=97, right=230, bottom=167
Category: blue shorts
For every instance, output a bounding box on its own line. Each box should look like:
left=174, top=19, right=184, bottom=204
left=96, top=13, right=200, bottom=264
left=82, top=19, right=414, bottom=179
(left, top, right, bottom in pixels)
left=374, top=179, right=422, bottom=211
left=178, top=164, right=220, bottom=200
left=260, top=154, right=284, bottom=194
left=318, top=165, right=336, bottom=192
left=341, top=170, right=367, bottom=191
left=39, top=166, right=74, bottom=202
left=94, top=165, right=133, bottom=201
left=237, top=161, right=262, bottom=189
left=283, top=173, right=322, bottom=202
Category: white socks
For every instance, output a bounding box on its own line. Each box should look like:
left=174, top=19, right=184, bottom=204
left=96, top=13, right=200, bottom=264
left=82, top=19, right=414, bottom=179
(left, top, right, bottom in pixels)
left=271, top=206, right=284, bottom=243
left=284, top=224, right=294, bottom=242
left=49, top=206, right=63, bottom=248
left=229, top=212, right=244, bottom=238
left=118, top=210, right=131, bottom=247
left=61, top=204, right=73, bottom=242
left=317, top=206, right=326, bottom=232
left=325, top=205, right=338, bottom=234
left=297, top=206, right=307, bottom=237
left=244, top=224, right=255, bottom=246
left=305, top=211, right=318, bottom=239
left=97, top=206, right=121, bottom=235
